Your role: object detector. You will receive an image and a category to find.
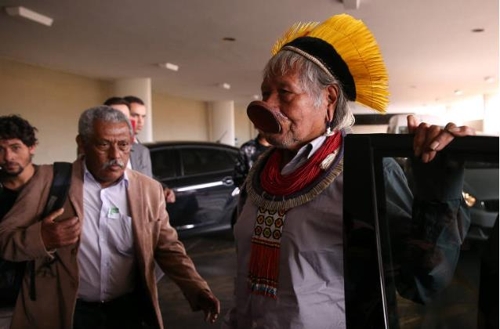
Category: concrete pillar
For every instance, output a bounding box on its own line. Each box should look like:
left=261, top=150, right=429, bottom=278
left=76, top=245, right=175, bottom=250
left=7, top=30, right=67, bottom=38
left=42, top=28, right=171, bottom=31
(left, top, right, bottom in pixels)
left=111, top=78, right=153, bottom=142
left=208, top=101, right=235, bottom=146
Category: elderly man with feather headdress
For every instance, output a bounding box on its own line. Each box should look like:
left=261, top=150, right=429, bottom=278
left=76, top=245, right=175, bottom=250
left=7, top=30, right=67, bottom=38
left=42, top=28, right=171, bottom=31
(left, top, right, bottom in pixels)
left=222, top=14, right=474, bottom=329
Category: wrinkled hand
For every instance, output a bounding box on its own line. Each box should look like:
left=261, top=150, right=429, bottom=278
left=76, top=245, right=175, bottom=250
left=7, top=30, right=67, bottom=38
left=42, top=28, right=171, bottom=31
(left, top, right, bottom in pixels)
left=197, top=290, right=220, bottom=324
left=164, top=187, right=176, bottom=203
left=407, top=115, right=475, bottom=163
left=41, top=208, right=81, bottom=250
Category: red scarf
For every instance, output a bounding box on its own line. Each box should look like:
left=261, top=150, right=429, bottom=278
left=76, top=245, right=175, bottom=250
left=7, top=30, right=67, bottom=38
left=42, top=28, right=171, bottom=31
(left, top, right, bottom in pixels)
left=260, top=133, right=342, bottom=196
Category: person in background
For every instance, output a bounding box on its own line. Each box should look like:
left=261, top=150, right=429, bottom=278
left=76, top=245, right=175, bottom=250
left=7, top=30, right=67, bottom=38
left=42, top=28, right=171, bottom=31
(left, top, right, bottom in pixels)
left=103, top=97, right=131, bottom=123
left=124, top=95, right=147, bottom=140
left=123, top=95, right=175, bottom=203
left=223, top=13, right=474, bottom=328
left=0, top=106, right=220, bottom=329
left=104, top=97, right=153, bottom=177
left=233, top=132, right=271, bottom=187
left=0, top=115, right=42, bottom=329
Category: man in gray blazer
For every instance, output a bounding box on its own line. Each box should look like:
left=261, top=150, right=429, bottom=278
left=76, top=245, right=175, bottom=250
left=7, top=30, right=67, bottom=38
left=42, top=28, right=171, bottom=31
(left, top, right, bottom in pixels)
left=129, top=142, right=153, bottom=177
left=123, top=96, right=176, bottom=204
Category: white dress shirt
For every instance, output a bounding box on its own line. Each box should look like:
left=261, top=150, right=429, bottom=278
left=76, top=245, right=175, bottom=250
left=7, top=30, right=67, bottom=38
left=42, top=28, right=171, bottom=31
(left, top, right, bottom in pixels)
left=77, top=165, right=136, bottom=302
left=281, top=135, right=327, bottom=174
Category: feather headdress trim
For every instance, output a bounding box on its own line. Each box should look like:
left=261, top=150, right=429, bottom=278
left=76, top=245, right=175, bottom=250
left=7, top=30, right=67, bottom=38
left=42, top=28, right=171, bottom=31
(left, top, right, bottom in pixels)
left=271, top=14, right=389, bottom=113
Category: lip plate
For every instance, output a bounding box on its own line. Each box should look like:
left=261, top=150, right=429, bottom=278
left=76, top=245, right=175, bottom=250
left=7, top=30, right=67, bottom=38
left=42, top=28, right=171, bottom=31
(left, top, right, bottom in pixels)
left=246, top=101, right=282, bottom=134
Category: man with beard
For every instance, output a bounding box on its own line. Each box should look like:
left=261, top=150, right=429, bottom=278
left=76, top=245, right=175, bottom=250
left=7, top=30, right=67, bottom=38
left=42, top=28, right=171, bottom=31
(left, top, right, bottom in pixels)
left=0, top=106, right=219, bottom=329
left=0, top=115, right=40, bottom=329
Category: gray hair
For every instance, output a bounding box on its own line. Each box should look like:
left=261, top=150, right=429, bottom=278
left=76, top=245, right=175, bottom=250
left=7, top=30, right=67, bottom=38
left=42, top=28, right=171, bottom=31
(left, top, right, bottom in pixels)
left=263, top=50, right=355, bottom=130
left=78, top=105, right=133, bottom=142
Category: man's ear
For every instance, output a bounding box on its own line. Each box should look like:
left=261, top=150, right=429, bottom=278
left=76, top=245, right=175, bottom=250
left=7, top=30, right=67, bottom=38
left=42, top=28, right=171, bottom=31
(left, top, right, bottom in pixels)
left=28, top=145, right=36, bottom=156
left=76, top=135, right=85, bottom=155
left=325, top=85, right=339, bottom=122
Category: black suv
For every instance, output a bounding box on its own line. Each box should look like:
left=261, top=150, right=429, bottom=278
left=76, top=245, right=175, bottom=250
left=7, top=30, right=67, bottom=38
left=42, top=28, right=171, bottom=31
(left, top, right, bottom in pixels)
left=145, top=141, right=239, bottom=237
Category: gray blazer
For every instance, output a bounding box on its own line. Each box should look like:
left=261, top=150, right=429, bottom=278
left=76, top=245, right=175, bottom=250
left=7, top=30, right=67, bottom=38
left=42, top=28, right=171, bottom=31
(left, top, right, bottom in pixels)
left=130, top=142, right=153, bottom=177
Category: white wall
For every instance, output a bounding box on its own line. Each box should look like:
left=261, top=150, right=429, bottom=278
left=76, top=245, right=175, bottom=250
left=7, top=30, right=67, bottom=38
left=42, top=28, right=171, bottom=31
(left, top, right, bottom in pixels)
left=152, top=93, right=209, bottom=142
left=0, top=58, right=251, bottom=164
left=234, top=104, right=254, bottom=147
left=351, top=125, right=388, bottom=134
left=0, top=58, right=111, bottom=164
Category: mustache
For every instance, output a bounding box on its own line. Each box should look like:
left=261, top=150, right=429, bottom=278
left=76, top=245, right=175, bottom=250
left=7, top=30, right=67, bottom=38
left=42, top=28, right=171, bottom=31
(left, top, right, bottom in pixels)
left=0, top=161, right=21, bottom=170
left=0, top=162, right=24, bottom=177
left=102, top=159, right=125, bottom=169
left=0, top=161, right=18, bottom=166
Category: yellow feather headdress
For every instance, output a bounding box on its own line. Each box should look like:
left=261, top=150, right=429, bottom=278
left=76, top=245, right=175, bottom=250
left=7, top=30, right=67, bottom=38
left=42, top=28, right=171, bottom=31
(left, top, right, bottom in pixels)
left=271, top=14, right=389, bottom=113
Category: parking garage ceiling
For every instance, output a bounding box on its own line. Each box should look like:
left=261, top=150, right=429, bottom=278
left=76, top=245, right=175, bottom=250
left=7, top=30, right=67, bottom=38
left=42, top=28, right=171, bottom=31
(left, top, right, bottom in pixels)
left=0, top=0, right=498, bottom=112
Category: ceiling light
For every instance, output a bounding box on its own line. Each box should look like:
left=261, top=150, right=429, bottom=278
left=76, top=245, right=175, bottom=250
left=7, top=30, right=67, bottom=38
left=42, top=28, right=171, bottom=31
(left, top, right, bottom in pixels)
left=252, top=95, right=260, bottom=100
left=222, top=37, right=236, bottom=42
left=5, top=6, right=53, bottom=27
left=454, top=90, right=463, bottom=96
left=158, top=62, right=179, bottom=71
left=220, top=83, right=231, bottom=90
left=471, top=28, right=485, bottom=33
left=341, top=0, right=360, bottom=9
